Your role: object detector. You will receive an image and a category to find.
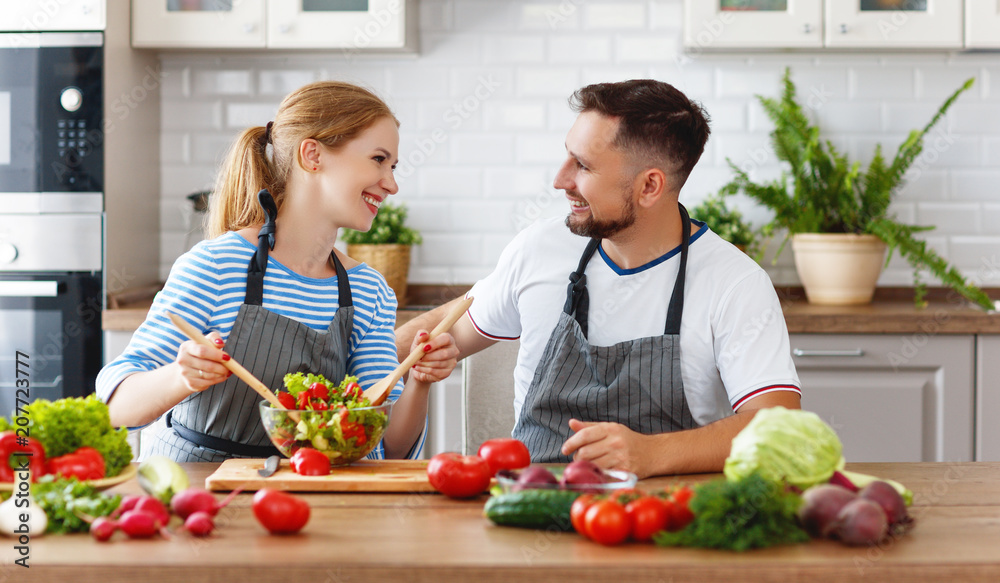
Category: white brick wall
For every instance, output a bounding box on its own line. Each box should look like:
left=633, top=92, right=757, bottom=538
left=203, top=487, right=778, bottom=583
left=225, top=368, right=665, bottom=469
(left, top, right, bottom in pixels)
left=157, top=0, right=1000, bottom=291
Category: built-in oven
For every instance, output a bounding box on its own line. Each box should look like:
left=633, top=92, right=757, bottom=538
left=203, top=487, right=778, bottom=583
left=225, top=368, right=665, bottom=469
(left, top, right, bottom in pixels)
left=0, top=32, right=103, bottom=416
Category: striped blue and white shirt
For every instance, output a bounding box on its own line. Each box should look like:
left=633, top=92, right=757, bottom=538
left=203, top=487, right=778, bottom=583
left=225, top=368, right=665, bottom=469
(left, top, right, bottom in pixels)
left=97, top=232, right=422, bottom=459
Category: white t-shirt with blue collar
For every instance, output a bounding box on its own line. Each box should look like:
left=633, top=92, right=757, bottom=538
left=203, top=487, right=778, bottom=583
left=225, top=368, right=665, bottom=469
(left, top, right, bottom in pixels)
left=467, top=216, right=801, bottom=427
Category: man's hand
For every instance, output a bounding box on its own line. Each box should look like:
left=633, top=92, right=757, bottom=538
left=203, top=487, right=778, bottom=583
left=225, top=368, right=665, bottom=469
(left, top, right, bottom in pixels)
left=560, top=418, right=652, bottom=478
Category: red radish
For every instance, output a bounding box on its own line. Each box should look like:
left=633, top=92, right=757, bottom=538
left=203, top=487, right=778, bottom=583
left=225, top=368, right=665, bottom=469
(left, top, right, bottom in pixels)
left=118, top=510, right=160, bottom=539
left=170, top=487, right=243, bottom=520
left=832, top=498, right=889, bottom=546
left=184, top=511, right=215, bottom=537
left=134, top=496, right=171, bottom=528
left=112, top=494, right=143, bottom=518
left=90, top=517, right=118, bottom=542
left=797, top=484, right=858, bottom=538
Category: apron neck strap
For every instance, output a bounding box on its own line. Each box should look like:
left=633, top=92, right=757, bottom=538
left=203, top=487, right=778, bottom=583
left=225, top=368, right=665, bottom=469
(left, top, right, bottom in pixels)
left=563, top=237, right=601, bottom=338
left=664, top=202, right=691, bottom=335
left=245, top=188, right=354, bottom=308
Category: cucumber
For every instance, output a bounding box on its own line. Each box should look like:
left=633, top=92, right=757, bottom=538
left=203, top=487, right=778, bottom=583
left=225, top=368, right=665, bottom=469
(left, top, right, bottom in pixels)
left=483, top=489, right=582, bottom=530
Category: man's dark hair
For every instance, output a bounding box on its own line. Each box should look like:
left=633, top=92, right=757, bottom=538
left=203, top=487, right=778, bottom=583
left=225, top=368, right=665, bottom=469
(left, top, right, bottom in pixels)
left=569, top=79, right=711, bottom=189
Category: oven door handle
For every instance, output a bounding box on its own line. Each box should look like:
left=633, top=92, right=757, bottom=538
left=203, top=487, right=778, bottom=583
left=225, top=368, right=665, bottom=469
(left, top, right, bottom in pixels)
left=0, top=281, right=59, bottom=297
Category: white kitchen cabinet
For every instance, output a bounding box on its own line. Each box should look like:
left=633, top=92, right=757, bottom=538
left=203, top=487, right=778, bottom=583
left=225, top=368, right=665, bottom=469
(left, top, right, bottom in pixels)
left=132, top=0, right=265, bottom=49
left=131, top=0, right=417, bottom=51
left=976, top=335, right=1000, bottom=461
left=790, top=333, right=974, bottom=463
left=0, top=0, right=105, bottom=31
left=683, top=0, right=823, bottom=50
left=965, top=1, right=1000, bottom=48
left=825, top=0, right=962, bottom=49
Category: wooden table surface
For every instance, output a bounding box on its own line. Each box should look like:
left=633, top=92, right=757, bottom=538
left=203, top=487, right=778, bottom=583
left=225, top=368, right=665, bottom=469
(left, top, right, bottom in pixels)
left=16, top=462, right=1000, bottom=582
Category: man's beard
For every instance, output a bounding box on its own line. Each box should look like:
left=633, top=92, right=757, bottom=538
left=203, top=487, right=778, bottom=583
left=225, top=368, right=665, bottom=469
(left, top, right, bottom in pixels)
left=565, top=192, right=637, bottom=239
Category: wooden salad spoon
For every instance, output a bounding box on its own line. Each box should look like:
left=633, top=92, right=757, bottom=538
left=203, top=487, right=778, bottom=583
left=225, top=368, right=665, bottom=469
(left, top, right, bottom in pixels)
left=362, top=296, right=475, bottom=406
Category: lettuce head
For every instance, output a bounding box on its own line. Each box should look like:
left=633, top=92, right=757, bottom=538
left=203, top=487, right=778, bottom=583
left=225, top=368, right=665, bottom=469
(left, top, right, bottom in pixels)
left=724, top=406, right=845, bottom=490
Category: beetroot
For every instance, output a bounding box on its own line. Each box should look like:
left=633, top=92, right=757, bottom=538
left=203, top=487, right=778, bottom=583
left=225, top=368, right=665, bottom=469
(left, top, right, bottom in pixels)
left=832, top=498, right=888, bottom=546
left=859, top=480, right=912, bottom=531
left=798, top=484, right=858, bottom=538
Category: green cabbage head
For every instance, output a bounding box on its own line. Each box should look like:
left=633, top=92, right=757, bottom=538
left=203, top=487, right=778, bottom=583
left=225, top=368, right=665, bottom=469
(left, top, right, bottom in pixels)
left=724, top=406, right=845, bottom=490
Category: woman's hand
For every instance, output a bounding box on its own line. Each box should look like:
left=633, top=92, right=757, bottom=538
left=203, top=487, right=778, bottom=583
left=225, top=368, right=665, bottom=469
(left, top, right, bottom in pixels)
left=175, top=331, right=232, bottom=393
left=408, top=330, right=459, bottom=384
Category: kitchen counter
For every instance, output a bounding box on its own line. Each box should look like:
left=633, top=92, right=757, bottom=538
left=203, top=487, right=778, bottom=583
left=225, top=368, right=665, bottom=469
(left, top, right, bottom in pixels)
left=104, top=285, right=1000, bottom=334
left=20, top=461, right=1000, bottom=582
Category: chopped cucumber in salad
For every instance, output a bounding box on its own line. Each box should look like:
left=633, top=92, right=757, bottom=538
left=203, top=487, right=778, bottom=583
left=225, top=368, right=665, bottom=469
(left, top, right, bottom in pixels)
left=264, top=373, right=389, bottom=462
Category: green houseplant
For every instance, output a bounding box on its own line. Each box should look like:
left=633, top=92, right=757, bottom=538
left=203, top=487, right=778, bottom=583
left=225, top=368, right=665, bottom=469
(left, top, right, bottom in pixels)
left=690, top=192, right=760, bottom=259
left=341, top=202, right=422, bottom=306
left=721, top=68, right=994, bottom=310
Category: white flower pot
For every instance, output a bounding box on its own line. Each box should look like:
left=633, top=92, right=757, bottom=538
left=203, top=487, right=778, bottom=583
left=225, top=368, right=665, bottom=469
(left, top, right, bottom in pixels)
left=791, top=233, right=887, bottom=305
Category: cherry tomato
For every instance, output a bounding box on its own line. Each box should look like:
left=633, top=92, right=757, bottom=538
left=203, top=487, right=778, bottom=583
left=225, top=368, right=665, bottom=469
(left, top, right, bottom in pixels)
left=344, top=382, right=362, bottom=400
left=296, top=391, right=312, bottom=410
left=570, top=494, right=597, bottom=536
left=584, top=499, right=630, bottom=546
left=477, top=438, right=531, bottom=476
left=426, top=452, right=492, bottom=499
left=252, top=489, right=311, bottom=534
left=670, top=485, right=694, bottom=507
left=667, top=501, right=695, bottom=532
left=308, top=382, right=329, bottom=401
left=311, top=400, right=329, bottom=411
left=625, top=496, right=670, bottom=542
left=276, top=392, right=296, bottom=409
left=290, top=448, right=331, bottom=476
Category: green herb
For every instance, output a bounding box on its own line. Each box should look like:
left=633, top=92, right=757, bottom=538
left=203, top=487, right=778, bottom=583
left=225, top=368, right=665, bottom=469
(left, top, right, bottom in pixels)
left=32, top=475, right=121, bottom=534
left=0, top=395, right=133, bottom=477
left=690, top=192, right=760, bottom=259
left=340, top=201, right=422, bottom=245
left=721, top=68, right=993, bottom=310
left=653, top=473, right=808, bottom=551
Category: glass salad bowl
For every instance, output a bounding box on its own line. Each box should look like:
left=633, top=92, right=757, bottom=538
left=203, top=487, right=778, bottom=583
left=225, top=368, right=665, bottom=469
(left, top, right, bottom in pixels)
left=259, top=400, right=392, bottom=466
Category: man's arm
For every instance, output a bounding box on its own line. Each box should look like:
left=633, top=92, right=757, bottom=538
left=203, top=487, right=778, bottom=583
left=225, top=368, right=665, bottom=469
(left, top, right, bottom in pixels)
left=561, top=391, right=801, bottom=479
left=396, top=296, right=498, bottom=364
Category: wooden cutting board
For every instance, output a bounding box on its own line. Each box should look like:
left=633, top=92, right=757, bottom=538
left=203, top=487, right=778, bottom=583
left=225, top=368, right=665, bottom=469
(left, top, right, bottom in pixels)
left=205, top=458, right=435, bottom=493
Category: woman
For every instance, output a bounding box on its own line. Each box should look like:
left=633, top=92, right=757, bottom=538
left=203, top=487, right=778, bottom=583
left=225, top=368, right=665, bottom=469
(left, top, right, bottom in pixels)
left=98, top=81, right=458, bottom=462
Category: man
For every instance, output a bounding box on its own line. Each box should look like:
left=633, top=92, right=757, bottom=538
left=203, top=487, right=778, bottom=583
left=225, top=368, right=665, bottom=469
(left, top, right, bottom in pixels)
left=398, top=79, right=801, bottom=479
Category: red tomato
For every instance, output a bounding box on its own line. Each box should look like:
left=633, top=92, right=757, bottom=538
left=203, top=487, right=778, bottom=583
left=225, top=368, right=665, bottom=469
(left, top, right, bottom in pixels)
left=625, top=496, right=670, bottom=542
left=477, top=438, right=531, bottom=476
left=344, top=382, right=362, bottom=400
left=670, top=485, right=694, bottom=507
left=666, top=485, right=695, bottom=531
left=276, top=392, right=296, bottom=409
left=296, top=391, right=312, bottom=410
left=570, top=494, right=597, bottom=536
left=252, top=489, right=311, bottom=534
left=290, top=448, right=331, bottom=476
left=584, top=500, right=630, bottom=546
left=426, top=452, right=492, bottom=498
left=308, top=382, right=329, bottom=401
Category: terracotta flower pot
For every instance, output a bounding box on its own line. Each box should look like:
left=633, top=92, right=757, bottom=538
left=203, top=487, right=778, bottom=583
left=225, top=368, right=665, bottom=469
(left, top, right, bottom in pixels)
left=791, top=233, right=887, bottom=305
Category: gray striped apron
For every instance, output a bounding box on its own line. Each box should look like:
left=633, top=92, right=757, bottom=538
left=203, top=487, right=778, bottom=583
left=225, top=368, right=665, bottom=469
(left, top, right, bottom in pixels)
left=153, top=190, right=354, bottom=462
left=512, top=203, right=698, bottom=462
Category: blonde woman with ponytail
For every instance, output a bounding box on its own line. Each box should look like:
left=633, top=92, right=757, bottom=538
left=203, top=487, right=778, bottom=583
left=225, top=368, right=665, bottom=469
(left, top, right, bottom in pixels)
left=98, top=82, right=458, bottom=462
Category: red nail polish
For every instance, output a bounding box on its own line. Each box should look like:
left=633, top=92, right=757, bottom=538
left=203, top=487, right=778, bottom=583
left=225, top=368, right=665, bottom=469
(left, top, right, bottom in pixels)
left=222, top=353, right=231, bottom=361
left=213, top=338, right=224, bottom=346
left=423, top=344, right=432, bottom=352
left=419, top=332, right=429, bottom=339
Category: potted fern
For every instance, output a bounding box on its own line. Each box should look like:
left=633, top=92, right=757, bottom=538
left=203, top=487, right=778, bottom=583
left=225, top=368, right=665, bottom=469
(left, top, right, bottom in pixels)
left=722, top=68, right=994, bottom=310
left=341, top=202, right=422, bottom=307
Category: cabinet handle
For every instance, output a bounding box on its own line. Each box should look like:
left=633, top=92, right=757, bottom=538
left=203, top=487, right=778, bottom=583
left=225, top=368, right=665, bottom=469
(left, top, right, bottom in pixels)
left=803, top=23, right=812, bottom=34
left=244, top=23, right=257, bottom=34
left=279, top=23, right=292, bottom=34
left=839, top=23, right=849, bottom=34
left=792, top=348, right=865, bottom=357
